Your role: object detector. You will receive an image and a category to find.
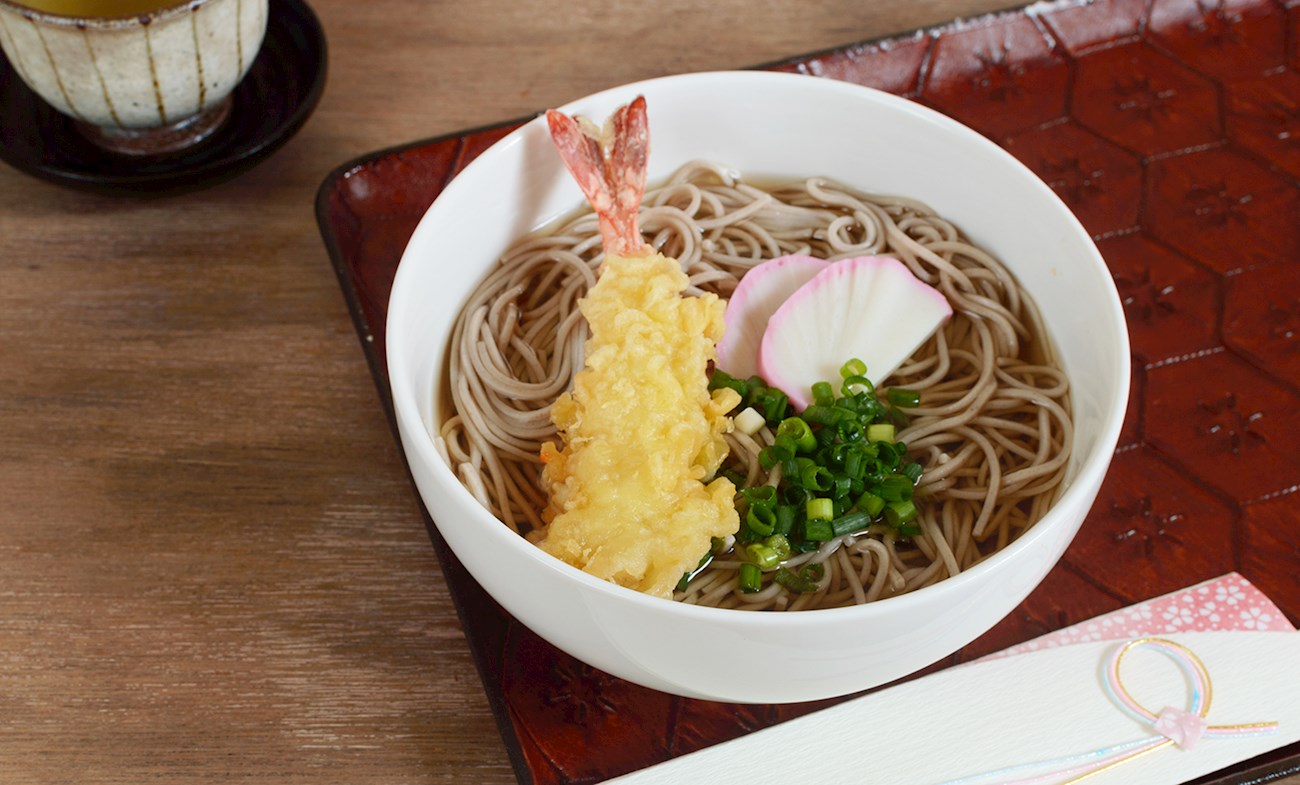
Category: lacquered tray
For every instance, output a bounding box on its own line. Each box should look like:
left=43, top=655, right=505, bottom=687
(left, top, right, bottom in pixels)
left=316, top=0, right=1300, bottom=782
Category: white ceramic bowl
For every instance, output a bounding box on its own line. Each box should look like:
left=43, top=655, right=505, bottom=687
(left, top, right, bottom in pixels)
left=387, top=71, right=1129, bottom=704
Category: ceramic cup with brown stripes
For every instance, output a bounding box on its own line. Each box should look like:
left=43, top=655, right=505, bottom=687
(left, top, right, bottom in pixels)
left=0, top=0, right=268, bottom=155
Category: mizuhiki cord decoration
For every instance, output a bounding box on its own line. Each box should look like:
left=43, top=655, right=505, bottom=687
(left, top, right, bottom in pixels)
left=936, top=637, right=1279, bottom=785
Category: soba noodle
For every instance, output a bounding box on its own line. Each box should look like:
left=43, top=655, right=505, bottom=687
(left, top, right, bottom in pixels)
left=437, top=161, right=1072, bottom=611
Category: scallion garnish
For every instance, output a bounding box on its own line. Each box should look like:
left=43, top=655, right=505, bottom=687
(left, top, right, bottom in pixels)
left=887, top=387, right=921, bottom=408
left=774, top=504, right=797, bottom=536
left=856, top=490, right=886, bottom=517
left=737, top=562, right=763, bottom=593
left=831, top=510, right=873, bottom=537
left=811, top=381, right=835, bottom=407
left=765, top=533, right=791, bottom=560
left=746, top=543, right=781, bottom=569
left=840, top=358, right=867, bottom=378
left=877, top=473, right=914, bottom=502
left=773, top=563, right=825, bottom=593
left=866, top=423, right=895, bottom=443
left=777, top=417, right=817, bottom=453
left=746, top=504, right=776, bottom=537
left=803, top=518, right=834, bottom=541
left=806, top=497, right=834, bottom=521
left=799, top=461, right=834, bottom=492
left=709, top=357, right=927, bottom=595
left=884, top=499, right=919, bottom=526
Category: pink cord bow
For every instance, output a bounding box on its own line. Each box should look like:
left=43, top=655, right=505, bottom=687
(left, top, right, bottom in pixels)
left=937, top=637, right=1278, bottom=785
left=1154, top=706, right=1208, bottom=750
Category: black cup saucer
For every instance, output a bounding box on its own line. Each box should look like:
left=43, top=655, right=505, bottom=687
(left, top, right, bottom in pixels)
left=0, top=0, right=327, bottom=195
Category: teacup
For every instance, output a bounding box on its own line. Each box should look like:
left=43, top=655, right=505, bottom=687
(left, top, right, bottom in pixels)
left=0, top=0, right=268, bottom=155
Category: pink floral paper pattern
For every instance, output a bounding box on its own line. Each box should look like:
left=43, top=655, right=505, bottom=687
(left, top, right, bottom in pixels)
left=984, top=572, right=1294, bottom=661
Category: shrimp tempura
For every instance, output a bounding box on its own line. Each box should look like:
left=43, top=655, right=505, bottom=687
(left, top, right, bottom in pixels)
left=537, top=97, right=741, bottom=599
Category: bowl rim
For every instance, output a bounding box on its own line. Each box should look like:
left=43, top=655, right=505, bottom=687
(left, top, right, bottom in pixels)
left=387, top=69, right=1131, bottom=627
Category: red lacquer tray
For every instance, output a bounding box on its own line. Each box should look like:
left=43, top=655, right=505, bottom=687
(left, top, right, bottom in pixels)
left=316, top=1, right=1300, bottom=782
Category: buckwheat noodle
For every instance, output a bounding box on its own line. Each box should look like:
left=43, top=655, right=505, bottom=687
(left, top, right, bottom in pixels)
left=436, top=161, right=1072, bottom=611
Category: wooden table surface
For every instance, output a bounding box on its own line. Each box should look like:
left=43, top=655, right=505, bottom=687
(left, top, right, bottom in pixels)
left=0, top=1, right=1035, bottom=781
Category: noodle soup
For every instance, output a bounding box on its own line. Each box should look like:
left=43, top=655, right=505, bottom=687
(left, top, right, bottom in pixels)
left=387, top=71, right=1127, bottom=701
left=439, top=161, right=1072, bottom=611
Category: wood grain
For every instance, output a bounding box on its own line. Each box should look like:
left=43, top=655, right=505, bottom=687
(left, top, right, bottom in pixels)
left=0, top=1, right=1028, bottom=782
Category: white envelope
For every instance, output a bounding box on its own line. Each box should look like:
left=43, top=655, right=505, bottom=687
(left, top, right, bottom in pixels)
left=605, top=574, right=1298, bottom=785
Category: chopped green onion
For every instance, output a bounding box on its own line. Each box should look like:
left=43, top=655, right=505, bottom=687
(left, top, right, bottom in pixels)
left=720, top=360, right=927, bottom=568
left=841, top=374, right=874, bottom=397
left=856, top=490, right=886, bottom=517
left=708, top=370, right=749, bottom=399
left=831, top=510, right=873, bottom=537
left=746, top=504, right=776, bottom=537
left=833, top=497, right=849, bottom=518
left=746, top=543, right=780, bottom=569
left=738, top=563, right=763, bottom=593
left=772, top=434, right=798, bottom=462
left=843, top=447, right=865, bottom=479
left=754, top=389, right=789, bottom=423
left=876, top=440, right=905, bottom=463
left=765, top=533, right=791, bottom=561
left=799, top=462, right=833, bottom=492
left=774, top=563, right=825, bottom=593
left=720, top=468, right=747, bottom=488
left=804, top=518, right=834, bottom=541
left=801, top=405, right=846, bottom=426
left=884, top=499, right=919, bottom=527
left=709, top=370, right=790, bottom=424
left=887, top=388, right=922, bottom=408
left=811, top=381, right=835, bottom=407
left=777, top=417, right=817, bottom=453
left=774, top=504, right=797, bottom=536
left=806, top=497, right=834, bottom=521
left=877, top=473, right=914, bottom=502
left=836, top=419, right=866, bottom=443
left=867, top=423, right=895, bottom=443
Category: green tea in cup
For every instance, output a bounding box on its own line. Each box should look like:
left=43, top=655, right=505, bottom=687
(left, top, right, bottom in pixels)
left=6, top=0, right=181, bottom=17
